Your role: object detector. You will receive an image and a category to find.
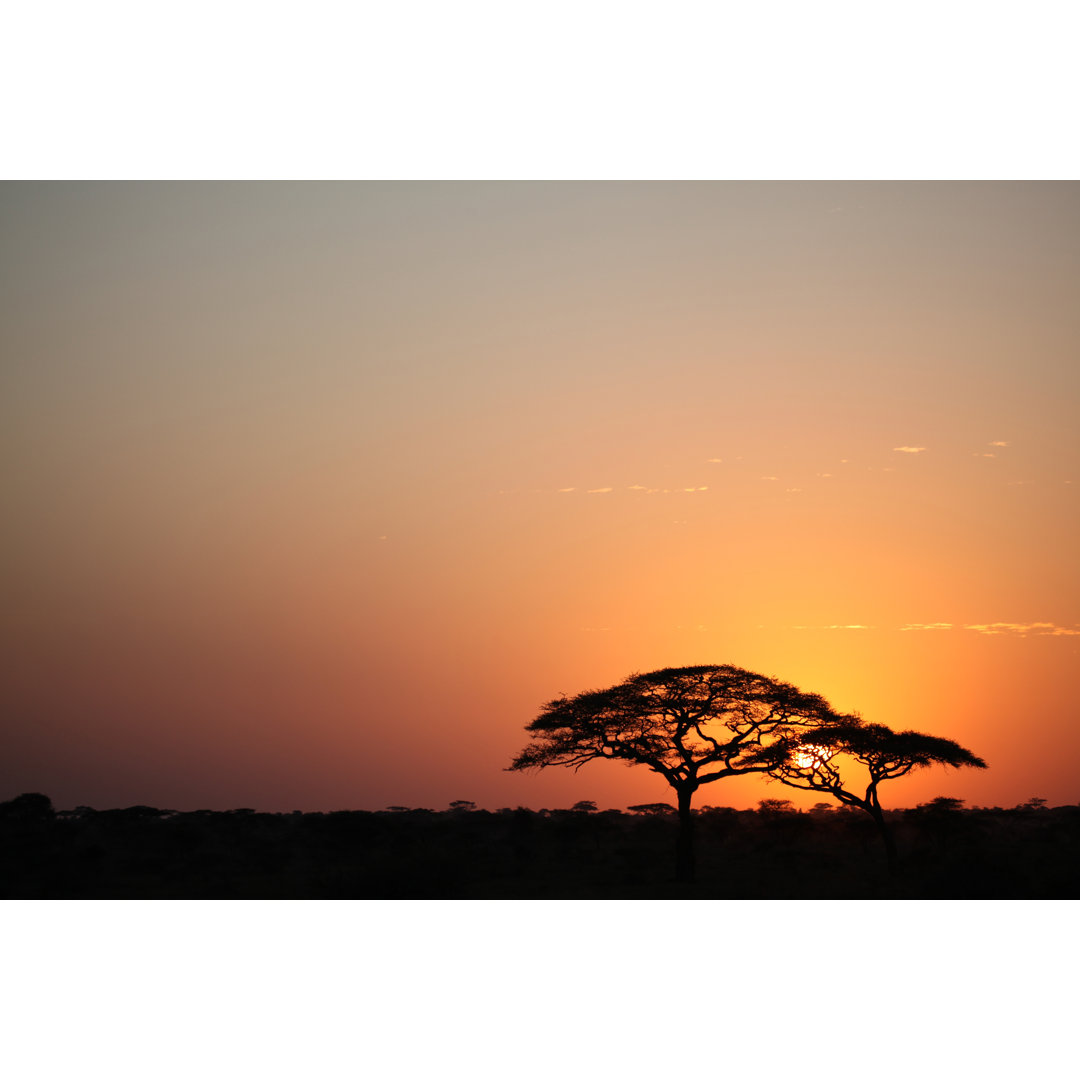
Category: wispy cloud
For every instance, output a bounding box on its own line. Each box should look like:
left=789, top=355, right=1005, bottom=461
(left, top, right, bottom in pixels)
left=761, top=476, right=778, bottom=481
left=989, top=441, right=1009, bottom=447
left=706, top=458, right=723, bottom=464
left=893, top=446, right=927, bottom=454
left=792, top=621, right=1080, bottom=637
left=553, top=482, right=723, bottom=496
left=965, top=622, right=1080, bottom=637
left=626, top=485, right=710, bottom=495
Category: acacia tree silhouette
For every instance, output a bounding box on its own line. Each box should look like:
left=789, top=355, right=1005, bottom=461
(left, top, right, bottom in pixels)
left=508, top=664, right=841, bottom=882
left=761, top=720, right=988, bottom=872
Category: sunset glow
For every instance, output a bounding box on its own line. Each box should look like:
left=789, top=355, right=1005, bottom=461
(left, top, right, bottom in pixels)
left=794, top=746, right=833, bottom=771
left=2, top=181, right=1078, bottom=813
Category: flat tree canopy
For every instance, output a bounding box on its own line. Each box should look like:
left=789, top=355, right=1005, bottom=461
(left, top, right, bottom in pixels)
left=766, top=721, right=988, bottom=802
left=509, top=664, right=841, bottom=793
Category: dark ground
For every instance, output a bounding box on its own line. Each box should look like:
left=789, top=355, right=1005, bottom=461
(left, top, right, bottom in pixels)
left=2, top=794, right=1077, bottom=899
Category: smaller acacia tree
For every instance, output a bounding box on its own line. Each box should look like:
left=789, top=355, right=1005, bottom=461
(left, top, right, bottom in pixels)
left=508, top=664, right=842, bottom=881
left=762, top=720, right=988, bottom=871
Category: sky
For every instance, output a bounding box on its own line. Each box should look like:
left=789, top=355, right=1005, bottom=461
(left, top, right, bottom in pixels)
left=2, top=181, right=1078, bottom=812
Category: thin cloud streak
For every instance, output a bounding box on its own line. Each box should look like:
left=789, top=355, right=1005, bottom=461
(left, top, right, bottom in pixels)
left=795, top=621, right=1080, bottom=637
left=552, top=484, right=711, bottom=495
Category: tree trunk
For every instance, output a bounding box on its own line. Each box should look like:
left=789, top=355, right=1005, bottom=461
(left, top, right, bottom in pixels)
left=675, top=785, right=696, bottom=883
left=869, top=805, right=898, bottom=877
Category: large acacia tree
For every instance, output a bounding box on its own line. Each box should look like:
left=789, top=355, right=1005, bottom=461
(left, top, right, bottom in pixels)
left=762, top=720, right=988, bottom=871
left=508, top=664, right=842, bottom=881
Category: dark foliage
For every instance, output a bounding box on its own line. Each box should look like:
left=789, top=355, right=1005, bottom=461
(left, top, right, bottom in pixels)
left=510, top=665, right=839, bottom=782
left=2, top=795, right=1077, bottom=899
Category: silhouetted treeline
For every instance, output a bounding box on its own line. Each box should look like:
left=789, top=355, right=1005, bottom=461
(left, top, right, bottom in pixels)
left=2, top=792, right=1078, bottom=899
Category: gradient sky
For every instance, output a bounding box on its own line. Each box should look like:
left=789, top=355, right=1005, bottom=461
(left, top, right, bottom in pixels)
left=2, top=181, right=1078, bottom=812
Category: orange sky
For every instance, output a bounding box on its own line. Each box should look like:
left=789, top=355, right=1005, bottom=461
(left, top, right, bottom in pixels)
left=2, top=181, right=1078, bottom=812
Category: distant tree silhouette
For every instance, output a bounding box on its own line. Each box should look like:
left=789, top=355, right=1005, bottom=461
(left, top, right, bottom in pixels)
left=571, top=800, right=598, bottom=813
left=762, top=720, right=987, bottom=871
left=449, top=800, right=477, bottom=812
left=0, top=792, right=55, bottom=822
left=917, top=795, right=966, bottom=814
left=508, top=665, right=841, bottom=881
left=627, top=803, right=677, bottom=816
